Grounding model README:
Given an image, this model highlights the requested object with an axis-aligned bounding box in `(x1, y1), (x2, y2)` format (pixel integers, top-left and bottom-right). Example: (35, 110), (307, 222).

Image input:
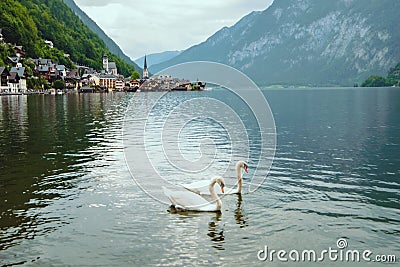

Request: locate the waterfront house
(115, 79), (124, 91)
(90, 75), (100, 86)
(65, 69), (81, 89)
(99, 73), (116, 90)
(9, 65), (27, 93)
(0, 67), (10, 93)
(130, 79), (140, 88)
(56, 65), (67, 79)
(7, 72), (20, 93)
(81, 74), (100, 87)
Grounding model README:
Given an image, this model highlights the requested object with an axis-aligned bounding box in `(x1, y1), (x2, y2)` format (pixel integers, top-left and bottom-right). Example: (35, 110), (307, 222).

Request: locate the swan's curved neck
(235, 162), (243, 193)
(209, 179), (222, 210)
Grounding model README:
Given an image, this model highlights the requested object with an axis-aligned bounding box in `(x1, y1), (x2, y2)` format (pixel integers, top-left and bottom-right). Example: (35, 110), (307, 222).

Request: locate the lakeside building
(99, 73), (116, 89)
(103, 54), (118, 76)
(0, 64), (27, 94)
(0, 67), (10, 92)
(139, 74), (194, 91)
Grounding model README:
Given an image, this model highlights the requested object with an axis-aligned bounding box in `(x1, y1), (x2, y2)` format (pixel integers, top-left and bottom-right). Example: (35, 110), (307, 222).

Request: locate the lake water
(0, 88), (399, 266)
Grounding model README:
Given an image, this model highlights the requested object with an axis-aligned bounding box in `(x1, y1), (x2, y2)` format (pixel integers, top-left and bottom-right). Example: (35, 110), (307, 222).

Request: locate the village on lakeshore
(0, 29), (205, 95)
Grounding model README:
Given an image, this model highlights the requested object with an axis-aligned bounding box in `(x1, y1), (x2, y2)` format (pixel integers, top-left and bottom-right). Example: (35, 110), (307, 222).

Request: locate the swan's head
(215, 177), (225, 194)
(238, 161), (249, 173)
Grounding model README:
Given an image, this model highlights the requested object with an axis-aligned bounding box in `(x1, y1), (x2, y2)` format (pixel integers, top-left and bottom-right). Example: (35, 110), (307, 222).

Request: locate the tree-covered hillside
(0, 0), (136, 77)
(362, 63), (400, 87)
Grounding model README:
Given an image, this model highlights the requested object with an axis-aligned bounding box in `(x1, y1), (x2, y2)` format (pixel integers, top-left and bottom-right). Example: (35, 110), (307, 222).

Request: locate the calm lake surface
(0, 88), (399, 266)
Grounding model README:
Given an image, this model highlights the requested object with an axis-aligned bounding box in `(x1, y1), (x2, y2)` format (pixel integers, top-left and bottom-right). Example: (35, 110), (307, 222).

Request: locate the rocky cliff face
(152, 0), (400, 86)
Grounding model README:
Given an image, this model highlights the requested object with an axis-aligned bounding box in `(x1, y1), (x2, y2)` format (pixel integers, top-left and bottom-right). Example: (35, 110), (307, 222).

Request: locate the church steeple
(143, 55), (149, 79)
(103, 53), (109, 72)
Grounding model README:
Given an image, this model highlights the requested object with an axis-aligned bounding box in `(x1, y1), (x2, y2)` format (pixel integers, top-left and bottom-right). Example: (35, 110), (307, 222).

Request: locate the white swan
(182, 161), (248, 195)
(162, 177), (225, 212)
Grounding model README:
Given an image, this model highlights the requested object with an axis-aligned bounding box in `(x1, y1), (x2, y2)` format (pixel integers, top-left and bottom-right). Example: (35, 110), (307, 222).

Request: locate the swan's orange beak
(244, 166), (248, 173)
(221, 186), (225, 193)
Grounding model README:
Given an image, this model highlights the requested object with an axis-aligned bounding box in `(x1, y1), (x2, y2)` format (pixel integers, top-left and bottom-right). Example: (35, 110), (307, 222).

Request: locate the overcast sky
(73, 0), (273, 60)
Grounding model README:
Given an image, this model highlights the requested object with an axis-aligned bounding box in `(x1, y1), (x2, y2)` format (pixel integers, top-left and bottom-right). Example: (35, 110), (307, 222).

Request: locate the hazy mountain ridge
(135, 50), (181, 70)
(153, 0), (400, 86)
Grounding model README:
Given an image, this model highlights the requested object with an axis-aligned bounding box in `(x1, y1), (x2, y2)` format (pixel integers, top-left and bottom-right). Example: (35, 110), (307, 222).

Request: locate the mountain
(152, 0), (400, 86)
(62, 0), (141, 72)
(134, 50), (181, 70)
(0, 0), (136, 77)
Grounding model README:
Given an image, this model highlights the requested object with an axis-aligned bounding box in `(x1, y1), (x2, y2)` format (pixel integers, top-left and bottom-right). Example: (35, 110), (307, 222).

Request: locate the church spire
(142, 55), (149, 79)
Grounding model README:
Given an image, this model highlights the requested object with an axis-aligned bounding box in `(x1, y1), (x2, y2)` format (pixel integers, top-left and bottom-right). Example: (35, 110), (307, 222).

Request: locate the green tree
(21, 58), (36, 77)
(0, 43), (15, 67)
(361, 76), (391, 87)
(27, 77), (48, 90)
(387, 63), (400, 85)
(131, 71), (141, 80)
(53, 79), (65, 89)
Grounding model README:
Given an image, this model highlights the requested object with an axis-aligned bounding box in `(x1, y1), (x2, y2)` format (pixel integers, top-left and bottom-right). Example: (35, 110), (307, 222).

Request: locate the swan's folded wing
(181, 181), (208, 195)
(163, 187), (210, 209)
(182, 180), (209, 190)
(173, 191), (210, 208)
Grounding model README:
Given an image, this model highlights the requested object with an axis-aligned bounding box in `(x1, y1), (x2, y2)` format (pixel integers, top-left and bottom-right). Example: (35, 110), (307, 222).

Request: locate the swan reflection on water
(166, 208), (225, 251)
(235, 194), (248, 228)
(165, 189), (248, 252)
(207, 212), (224, 251)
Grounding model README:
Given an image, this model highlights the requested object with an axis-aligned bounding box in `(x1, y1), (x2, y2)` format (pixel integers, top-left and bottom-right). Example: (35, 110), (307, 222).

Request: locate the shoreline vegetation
(360, 62), (400, 87)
